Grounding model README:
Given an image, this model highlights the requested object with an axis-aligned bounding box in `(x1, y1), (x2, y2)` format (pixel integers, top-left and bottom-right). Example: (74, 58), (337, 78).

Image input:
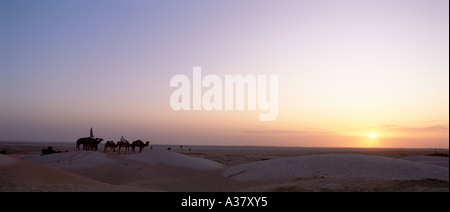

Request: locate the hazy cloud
(242, 129), (306, 134)
(382, 125), (448, 133)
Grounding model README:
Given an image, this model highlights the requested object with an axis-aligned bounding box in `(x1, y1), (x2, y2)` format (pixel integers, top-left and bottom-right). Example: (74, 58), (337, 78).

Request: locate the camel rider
(121, 136), (126, 142)
(90, 127), (94, 138)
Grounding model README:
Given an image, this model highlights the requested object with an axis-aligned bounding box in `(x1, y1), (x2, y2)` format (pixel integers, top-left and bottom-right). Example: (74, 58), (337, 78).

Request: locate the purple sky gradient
(1, 0), (448, 147)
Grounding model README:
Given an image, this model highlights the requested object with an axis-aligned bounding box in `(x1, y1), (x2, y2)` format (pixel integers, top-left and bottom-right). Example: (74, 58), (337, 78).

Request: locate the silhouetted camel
(76, 137), (103, 151)
(88, 138), (103, 151)
(131, 140), (150, 154)
(76, 137), (87, 150)
(117, 140), (131, 154)
(104, 141), (118, 153)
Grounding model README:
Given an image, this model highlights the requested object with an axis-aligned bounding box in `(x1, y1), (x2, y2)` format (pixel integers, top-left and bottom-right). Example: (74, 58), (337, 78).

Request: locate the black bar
(1, 192), (447, 211)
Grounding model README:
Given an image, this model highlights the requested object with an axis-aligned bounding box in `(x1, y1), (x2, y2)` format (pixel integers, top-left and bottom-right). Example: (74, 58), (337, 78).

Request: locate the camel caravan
(76, 128), (150, 154)
(104, 140), (150, 154)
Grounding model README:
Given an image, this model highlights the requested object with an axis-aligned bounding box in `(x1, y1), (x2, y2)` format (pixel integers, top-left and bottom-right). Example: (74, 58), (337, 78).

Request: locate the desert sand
(0, 141), (448, 192)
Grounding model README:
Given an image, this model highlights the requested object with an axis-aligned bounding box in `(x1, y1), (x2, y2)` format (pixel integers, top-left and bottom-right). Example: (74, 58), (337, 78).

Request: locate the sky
(1, 0), (448, 148)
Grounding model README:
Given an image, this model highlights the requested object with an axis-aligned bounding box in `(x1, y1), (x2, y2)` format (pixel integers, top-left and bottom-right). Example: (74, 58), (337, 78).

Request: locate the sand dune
(1, 143), (448, 192)
(0, 154), (160, 191)
(14, 150), (226, 191)
(122, 151), (225, 171)
(27, 151), (114, 170)
(0, 154), (16, 167)
(402, 156), (449, 168)
(0, 154), (104, 191)
(223, 154), (449, 181)
(27, 150), (224, 171)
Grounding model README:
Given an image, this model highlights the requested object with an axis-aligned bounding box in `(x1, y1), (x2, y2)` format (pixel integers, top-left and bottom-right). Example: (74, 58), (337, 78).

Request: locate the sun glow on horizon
(368, 133), (377, 138)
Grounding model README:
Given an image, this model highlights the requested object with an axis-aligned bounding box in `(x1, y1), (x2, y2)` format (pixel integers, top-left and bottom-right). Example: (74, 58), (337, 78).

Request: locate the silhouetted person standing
(90, 127), (94, 138)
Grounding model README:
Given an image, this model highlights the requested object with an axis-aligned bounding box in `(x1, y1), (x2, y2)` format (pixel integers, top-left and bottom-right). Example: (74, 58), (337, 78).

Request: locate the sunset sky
(1, 0), (448, 148)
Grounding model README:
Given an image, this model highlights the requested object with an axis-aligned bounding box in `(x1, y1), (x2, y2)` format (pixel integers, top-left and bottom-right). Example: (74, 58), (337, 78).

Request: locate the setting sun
(369, 133), (377, 138)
